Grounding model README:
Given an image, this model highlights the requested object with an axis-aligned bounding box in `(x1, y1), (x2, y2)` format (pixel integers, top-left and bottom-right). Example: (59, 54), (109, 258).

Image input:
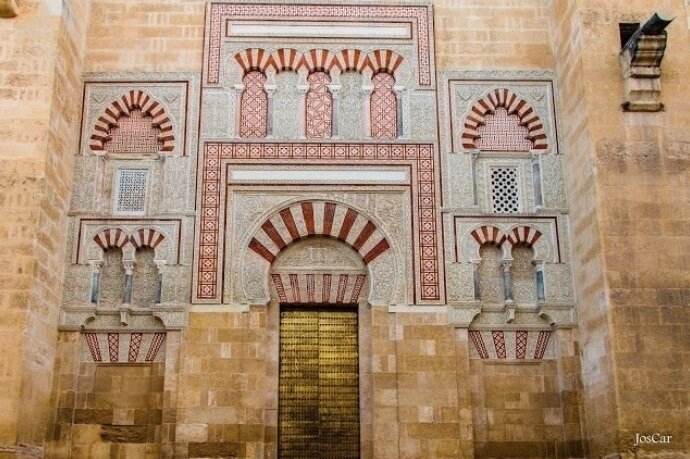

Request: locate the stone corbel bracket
(59, 305), (188, 331)
(619, 13), (674, 112)
(0, 0), (20, 18)
(448, 305), (481, 328)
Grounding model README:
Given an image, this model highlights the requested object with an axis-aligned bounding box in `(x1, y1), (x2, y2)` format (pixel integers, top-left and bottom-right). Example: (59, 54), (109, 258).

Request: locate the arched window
(99, 248), (124, 307)
(305, 71), (333, 138)
(239, 71), (268, 138)
(132, 247), (158, 306)
(370, 72), (397, 139)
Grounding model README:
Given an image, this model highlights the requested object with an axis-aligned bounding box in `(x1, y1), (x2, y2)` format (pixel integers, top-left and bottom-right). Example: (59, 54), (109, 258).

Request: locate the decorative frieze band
(469, 329), (554, 360)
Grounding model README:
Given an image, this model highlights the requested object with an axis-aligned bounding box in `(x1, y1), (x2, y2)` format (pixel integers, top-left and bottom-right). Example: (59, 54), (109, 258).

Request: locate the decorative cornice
(59, 305), (187, 331)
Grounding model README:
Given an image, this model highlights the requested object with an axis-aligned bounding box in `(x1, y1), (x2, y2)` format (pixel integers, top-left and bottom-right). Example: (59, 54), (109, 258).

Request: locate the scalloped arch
(89, 90), (174, 153)
(462, 88), (547, 151)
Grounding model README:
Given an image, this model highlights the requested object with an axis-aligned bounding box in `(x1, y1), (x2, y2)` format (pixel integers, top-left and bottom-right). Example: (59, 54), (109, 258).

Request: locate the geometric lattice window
(115, 169), (148, 214)
(370, 72), (397, 139)
(239, 71), (268, 138)
(476, 108), (533, 152)
(490, 167), (520, 213)
(305, 71), (333, 138)
(104, 109), (162, 154)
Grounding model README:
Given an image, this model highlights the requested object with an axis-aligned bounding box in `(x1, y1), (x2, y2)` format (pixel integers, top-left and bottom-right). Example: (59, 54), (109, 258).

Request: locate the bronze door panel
(279, 308), (360, 459)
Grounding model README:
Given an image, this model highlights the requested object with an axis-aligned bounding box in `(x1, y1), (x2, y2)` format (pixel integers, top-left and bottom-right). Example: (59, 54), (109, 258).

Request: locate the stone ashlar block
(100, 425), (148, 443)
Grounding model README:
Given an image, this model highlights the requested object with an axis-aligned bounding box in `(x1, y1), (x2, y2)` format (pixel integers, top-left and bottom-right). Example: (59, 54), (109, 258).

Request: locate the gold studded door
(279, 307), (360, 459)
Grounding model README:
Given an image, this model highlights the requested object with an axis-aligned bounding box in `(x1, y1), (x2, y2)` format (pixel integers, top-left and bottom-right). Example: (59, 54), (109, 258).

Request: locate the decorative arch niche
(462, 88), (547, 151)
(241, 200), (397, 306)
(89, 90), (175, 154)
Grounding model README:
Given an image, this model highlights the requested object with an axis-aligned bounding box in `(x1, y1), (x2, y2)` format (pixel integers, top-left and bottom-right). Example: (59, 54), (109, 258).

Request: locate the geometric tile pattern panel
(105, 109), (161, 154)
(239, 71), (268, 138)
(81, 332), (166, 363)
(195, 142), (443, 304)
(271, 273), (366, 304)
(476, 108), (533, 151)
(305, 71), (332, 138)
(370, 72), (397, 139)
(207, 3), (434, 85)
(468, 330), (554, 360)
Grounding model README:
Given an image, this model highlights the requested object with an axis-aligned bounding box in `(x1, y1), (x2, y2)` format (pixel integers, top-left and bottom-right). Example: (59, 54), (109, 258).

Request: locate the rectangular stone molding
(193, 142), (445, 305)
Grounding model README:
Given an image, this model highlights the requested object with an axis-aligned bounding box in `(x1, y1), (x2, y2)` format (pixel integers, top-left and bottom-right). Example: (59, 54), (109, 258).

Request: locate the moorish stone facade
(0, 1), (688, 458)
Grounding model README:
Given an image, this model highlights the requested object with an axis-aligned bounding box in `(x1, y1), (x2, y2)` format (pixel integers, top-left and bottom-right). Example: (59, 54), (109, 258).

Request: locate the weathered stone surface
(100, 425), (147, 443)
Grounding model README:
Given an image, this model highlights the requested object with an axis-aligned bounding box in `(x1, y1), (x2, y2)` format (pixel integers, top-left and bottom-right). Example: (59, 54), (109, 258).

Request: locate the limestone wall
(549, 0), (690, 456)
(0, 0), (90, 454)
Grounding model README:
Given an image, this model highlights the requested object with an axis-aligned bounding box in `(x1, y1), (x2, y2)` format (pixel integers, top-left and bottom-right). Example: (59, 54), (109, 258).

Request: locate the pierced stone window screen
(115, 169), (148, 215)
(490, 167), (520, 213)
(104, 109), (162, 154)
(239, 71), (268, 138)
(476, 108), (533, 151)
(370, 72), (397, 139)
(305, 71), (333, 138)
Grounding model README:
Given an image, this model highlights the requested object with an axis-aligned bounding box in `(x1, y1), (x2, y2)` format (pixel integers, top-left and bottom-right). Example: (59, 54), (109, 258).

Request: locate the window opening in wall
(490, 167), (520, 213)
(115, 169), (148, 215)
(370, 72), (397, 139)
(619, 22), (640, 49)
(240, 70), (269, 138)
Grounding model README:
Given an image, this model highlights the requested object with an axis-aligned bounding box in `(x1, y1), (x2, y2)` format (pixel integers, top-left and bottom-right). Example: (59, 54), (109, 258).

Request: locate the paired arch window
(90, 228), (166, 307)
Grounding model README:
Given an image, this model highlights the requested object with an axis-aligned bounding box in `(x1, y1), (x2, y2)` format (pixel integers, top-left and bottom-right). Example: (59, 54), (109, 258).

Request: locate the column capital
(122, 260), (135, 275)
